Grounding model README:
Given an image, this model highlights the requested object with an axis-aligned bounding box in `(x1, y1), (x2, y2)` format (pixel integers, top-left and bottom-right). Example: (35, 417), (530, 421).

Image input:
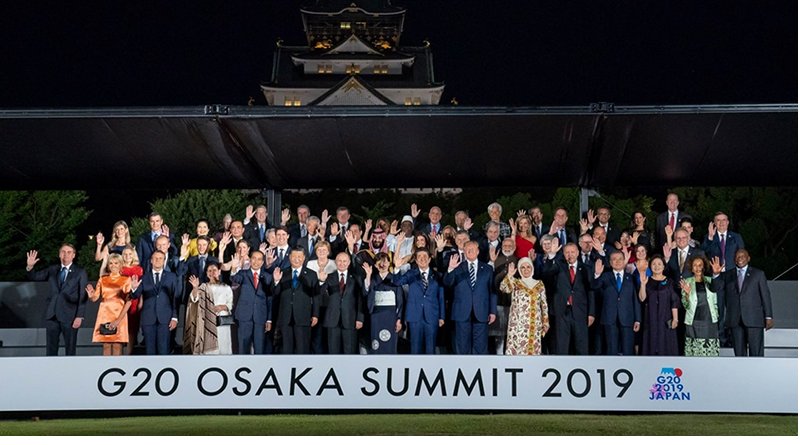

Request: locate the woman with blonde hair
(95, 220), (131, 274)
(85, 253), (135, 356)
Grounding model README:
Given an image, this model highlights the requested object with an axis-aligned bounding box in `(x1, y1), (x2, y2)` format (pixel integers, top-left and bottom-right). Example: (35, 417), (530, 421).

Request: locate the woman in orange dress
(85, 253), (136, 356)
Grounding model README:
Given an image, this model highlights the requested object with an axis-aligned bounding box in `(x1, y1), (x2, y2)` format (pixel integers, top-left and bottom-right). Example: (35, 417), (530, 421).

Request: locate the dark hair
(195, 218), (210, 227)
(196, 235), (211, 243)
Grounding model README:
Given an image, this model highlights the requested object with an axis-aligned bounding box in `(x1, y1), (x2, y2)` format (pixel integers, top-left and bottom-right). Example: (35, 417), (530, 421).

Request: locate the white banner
(0, 356), (795, 413)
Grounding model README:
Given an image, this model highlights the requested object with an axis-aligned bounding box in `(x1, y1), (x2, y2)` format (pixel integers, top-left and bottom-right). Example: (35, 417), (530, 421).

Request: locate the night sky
(2, 1), (796, 108)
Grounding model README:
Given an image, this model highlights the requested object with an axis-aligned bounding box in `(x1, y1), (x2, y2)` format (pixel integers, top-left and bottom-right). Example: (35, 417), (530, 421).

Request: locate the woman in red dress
(512, 214), (537, 259)
(120, 246), (143, 353)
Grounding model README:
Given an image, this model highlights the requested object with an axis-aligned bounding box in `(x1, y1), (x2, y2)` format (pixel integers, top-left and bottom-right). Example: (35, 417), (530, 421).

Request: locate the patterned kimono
(500, 275), (549, 355)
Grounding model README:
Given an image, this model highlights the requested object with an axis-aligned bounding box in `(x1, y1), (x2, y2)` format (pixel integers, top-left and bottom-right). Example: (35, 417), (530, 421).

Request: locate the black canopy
(0, 104), (795, 190)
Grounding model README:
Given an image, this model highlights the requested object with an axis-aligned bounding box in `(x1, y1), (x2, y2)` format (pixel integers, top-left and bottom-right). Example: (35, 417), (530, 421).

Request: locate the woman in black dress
(638, 255), (679, 356)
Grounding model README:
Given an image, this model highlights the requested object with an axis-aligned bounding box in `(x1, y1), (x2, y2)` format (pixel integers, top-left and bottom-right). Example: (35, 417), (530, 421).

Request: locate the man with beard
(354, 226), (392, 271)
(489, 237), (518, 355)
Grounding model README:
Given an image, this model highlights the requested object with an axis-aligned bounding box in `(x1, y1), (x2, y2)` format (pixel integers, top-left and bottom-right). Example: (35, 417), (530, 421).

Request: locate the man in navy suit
(416, 205), (444, 236)
(541, 242), (596, 355)
(287, 204), (311, 247)
(529, 206), (550, 253)
(549, 207), (578, 247)
(136, 212), (177, 271)
(478, 221), (502, 263)
(244, 204), (277, 251)
(664, 228), (707, 283)
(710, 250), (773, 356)
(231, 250), (273, 354)
(131, 250), (181, 355)
(184, 236), (213, 285)
(592, 250), (641, 355)
(443, 240), (497, 354)
(266, 226), (292, 273)
(295, 216), (322, 262)
(393, 249), (444, 354)
(655, 193), (690, 249)
(272, 248), (319, 354)
(320, 252), (365, 354)
(701, 212), (745, 272)
(25, 245), (88, 356)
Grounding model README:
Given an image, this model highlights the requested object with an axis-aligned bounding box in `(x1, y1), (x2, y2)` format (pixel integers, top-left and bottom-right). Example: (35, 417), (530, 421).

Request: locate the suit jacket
(221, 237), (247, 263)
(655, 210), (690, 248)
(492, 254), (519, 307)
(541, 258), (596, 322)
(478, 238), (502, 263)
(393, 268), (442, 323)
(416, 221), (443, 236)
(321, 270), (365, 328)
(296, 235), (321, 262)
(133, 269), (181, 325)
(232, 268), (273, 325)
(443, 260), (497, 322)
(551, 226), (578, 247)
(711, 266), (772, 328)
(273, 267), (319, 327)
(592, 270), (642, 327)
(135, 232), (177, 270)
(666, 246), (707, 283)
(701, 231), (745, 271)
(596, 224), (622, 245)
(28, 264), (88, 323)
(185, 255), (214, 284)
(266, 246), (292, 273)
(244, 220), (273, 251)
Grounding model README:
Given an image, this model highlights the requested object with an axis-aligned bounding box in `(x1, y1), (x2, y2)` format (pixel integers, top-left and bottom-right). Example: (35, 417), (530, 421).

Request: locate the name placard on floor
(0, 356), (795, 413)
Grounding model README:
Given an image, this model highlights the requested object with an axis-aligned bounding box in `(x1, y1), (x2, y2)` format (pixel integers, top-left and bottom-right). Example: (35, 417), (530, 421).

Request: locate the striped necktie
(469, 262), (476, 288)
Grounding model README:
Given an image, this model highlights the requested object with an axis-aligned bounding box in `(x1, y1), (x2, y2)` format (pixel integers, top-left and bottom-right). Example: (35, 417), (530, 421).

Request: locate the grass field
(0, 413), (796, 435)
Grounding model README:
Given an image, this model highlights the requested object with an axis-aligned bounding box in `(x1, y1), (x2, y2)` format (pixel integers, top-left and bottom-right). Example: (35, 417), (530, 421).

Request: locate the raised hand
(622, 247), (631, 264)
(664, 224), (674, 238)
(631, 231), (640, 245)
(281, 208), (291, 225)
(85, 283), (95, 297)
(435, 234), (446, 251)
(161, 224), (170, 237)
(710, 256), (723, 275)
(220, 231), (232, 247)
(587, 209), (597, 225)
(181, 233), (190, 246)
(273, 267), (283, 283)
(448, 253), (460, 270)
(95, 232), (105, 246)
(508, 218), (516, 233)
(707, 221), (716, 240)
(591, 237), (604, 254)
(265, 248), (275, 266)
(188, 275), (200, 289)
(641, 275), (649, 287)
(549, 236), (561, 255)
(25, 250), (40, 269)
(679, 278), (691, 296)
(579, 218), (590, 234)
(364, 219), (373, 233)
(463, 217), (473, 230)
(662, 242), (671, 259)
(362, 262), (373, 279)
(594, 258), (604, 276)
(245, 204), (255, 221)
(489, 246), (499, 263)
(321, 209), (331, 225)
(345, 230), (357, 248)
(395, 231), (405, 246)
(507, 262), (516, 277)
(516, 209), (526, 219)
(410, 203), (420, 219)
(130, 275), (140, 290)
(317, 269), (328, 282)
(259, 243), (268, 256)
(527, 249), (537, 263)
(390, 219), (399, 235)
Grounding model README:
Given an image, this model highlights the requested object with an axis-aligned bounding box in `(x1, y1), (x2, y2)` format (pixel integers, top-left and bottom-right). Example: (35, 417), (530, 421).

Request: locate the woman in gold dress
(500, 257), (549, 355)
(85, 253), (135, 356)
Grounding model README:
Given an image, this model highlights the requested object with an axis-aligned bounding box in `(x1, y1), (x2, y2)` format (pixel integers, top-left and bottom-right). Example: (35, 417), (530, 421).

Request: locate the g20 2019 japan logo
(649, 367), (691, 401)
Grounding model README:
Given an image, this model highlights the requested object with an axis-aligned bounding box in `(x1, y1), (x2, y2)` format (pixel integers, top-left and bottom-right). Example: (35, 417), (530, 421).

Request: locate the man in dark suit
(392, 249), (444, 354)
(443, 240), (497, 354)
(25, 245), (88, 356)
(131, 250), (181, 355)
(416, 205), (444, 236)
(592, 251), (641, 355)
(594, 207), (621, 246)
(655, 193), (690, 249)
(231, 250), (272, 354)
(272, 247), (319, 354)
(136, 212), (177, 270)
(326, 206), (352, 244)
(541, 242), (596, 355)
(287, 204), (311, 247)
(295, 216), (321, 261)
(478, 221), (502, 263)
(711, 250), (773, 356)
(243, 205), (273, 251)
(664, 228), (707, 283)
(701, 212), (745, 272)
(221, 220), (247, 263)
(550, 207), (578, 247)
(320, 252), (365, 354)
(529, 206), (550, 253)
(266, 226), (292, 273)
(184, 236), (213, 285)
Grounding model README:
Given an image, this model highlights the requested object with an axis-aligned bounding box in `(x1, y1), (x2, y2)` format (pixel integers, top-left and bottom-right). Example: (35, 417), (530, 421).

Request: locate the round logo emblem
(379, 329), (391, 342)
(371, 340), (380, 350)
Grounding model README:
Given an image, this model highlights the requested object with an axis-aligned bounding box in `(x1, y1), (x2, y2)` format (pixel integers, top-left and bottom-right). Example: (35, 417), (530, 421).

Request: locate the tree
(0, 191), (91, 280)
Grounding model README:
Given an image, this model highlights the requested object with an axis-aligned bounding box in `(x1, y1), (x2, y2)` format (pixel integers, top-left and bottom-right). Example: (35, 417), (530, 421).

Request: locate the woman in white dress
(187, 262), (233, 355)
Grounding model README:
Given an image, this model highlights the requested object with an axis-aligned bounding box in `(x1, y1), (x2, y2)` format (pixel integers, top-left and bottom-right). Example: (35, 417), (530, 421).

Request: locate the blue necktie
(559, 229), (566, 246)
(292, 270), (299, 289)
(59, 267), (68, 285)
(259, 224), (265, 242)
(615, 272), (622, 292)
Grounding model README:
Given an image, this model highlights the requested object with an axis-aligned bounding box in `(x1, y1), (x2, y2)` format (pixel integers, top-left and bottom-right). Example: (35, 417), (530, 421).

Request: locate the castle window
(413, 97), (422, 106)
(404, 97), (412, 106)
(340, 22), (351, 29)
(317, 65), (325, 74)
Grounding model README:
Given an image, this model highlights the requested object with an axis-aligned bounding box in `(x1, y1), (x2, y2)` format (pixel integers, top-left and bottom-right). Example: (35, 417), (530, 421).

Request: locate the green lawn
(0, 413), (796, 435)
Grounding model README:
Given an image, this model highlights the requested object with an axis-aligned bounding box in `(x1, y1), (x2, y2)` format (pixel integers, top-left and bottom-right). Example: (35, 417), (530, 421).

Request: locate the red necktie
(253, 271), (259, 289)
(339, 273), (346, 294)
(668, 212), (675, 230)
(568, 265), (575, 306)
